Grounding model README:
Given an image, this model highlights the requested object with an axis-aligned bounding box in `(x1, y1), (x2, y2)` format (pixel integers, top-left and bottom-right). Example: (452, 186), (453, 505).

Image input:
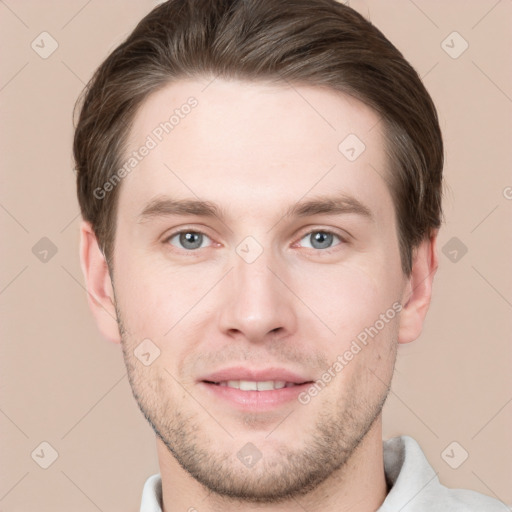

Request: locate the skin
(80, 78), (438, 512)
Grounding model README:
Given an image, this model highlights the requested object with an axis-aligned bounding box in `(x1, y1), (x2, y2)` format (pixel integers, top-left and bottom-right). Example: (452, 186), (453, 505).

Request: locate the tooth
(221, 380), (295, 391)
(256, 381), (275, 391)
(239, 380), (258, 391)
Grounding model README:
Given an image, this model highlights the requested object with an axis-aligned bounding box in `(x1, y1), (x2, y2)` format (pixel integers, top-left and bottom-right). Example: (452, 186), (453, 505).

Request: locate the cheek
(113, 254), (221, 352)
(293, 260), (398, 339)
(292, 259), (401, 388)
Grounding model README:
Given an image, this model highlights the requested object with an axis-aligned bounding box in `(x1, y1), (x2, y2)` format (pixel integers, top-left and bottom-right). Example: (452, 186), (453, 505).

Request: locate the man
(74, 0), (506, 510)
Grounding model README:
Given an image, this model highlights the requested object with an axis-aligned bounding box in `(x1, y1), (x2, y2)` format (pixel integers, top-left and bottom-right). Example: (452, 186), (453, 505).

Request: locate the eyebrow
(137, 193), (374, 223)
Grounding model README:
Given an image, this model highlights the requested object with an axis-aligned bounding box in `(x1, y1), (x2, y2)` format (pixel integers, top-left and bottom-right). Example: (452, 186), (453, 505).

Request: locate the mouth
(198, 370), (314, 411)
(202, 380), (310, 391)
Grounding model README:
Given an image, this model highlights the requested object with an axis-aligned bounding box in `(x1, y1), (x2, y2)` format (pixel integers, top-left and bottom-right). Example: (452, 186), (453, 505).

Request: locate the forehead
(118, 78), (393, 223)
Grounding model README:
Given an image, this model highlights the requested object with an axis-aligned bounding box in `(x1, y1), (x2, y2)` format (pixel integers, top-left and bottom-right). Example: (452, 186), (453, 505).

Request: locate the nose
(217, 248), (298, 343)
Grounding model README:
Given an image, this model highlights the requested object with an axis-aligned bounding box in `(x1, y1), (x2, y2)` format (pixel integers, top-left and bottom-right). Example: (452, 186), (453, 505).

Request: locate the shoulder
(440, 487), (509, 511)
(379, 435), (508, 511)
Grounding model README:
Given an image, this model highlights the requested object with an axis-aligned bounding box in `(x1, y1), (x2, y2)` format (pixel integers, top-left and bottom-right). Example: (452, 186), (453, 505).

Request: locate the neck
(157, 417), (388, 512)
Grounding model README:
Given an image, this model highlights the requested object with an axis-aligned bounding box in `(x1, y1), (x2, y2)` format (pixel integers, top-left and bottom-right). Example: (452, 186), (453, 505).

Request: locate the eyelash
(163, 227), (348, 255)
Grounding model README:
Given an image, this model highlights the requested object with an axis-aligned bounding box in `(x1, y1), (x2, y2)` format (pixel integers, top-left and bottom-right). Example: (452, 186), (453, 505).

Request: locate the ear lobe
(79, 220), (121, 344)
(397, 230), (439, 344)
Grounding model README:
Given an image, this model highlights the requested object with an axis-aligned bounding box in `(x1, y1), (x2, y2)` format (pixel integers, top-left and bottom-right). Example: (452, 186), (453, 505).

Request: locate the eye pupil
(180, 232), (203, 250)
(311, 231), (333, 249)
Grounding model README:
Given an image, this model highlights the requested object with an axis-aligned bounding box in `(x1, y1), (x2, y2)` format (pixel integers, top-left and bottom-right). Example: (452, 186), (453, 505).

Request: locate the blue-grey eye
(168, 231), (211, 250)
(300, 231), (341, 250)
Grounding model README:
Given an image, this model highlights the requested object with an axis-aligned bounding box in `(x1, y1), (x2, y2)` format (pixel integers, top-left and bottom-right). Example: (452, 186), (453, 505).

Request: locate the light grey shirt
(139, 435), (508, 511)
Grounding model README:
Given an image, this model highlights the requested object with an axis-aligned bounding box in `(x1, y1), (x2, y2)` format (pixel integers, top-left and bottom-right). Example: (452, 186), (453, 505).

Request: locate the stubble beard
(116, 303), (395, 504)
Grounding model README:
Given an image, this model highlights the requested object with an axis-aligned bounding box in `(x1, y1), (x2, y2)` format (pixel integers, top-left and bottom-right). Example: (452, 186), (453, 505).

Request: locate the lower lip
(199, 382), (312, 411)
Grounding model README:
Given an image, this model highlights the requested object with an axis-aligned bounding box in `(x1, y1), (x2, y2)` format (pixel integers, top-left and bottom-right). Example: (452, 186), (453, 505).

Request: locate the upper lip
(199, 367), (313, 384)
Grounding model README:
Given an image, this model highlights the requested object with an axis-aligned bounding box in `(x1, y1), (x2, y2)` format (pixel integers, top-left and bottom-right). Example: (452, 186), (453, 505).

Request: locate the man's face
(111, 79), (407, 501)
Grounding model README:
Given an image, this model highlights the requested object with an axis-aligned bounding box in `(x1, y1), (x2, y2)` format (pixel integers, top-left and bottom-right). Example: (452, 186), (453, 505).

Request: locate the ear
(79, 220), (121, 344)
(398, 230), (439, 344)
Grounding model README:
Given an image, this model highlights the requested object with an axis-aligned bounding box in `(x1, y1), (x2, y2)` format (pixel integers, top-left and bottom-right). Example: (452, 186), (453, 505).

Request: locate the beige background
(1, 0), (511, 510)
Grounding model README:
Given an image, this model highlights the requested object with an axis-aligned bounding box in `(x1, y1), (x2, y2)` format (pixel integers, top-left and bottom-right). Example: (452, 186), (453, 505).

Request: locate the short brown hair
(73, 0), (443, 276)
